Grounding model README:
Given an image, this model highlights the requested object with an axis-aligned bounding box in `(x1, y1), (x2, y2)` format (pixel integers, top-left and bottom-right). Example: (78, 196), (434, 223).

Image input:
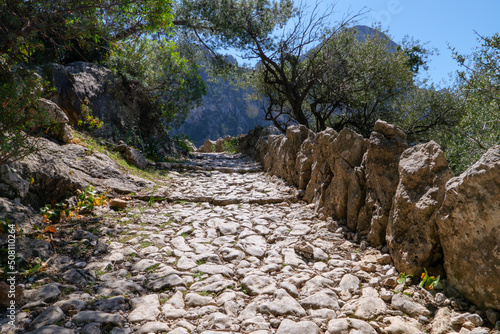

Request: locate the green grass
(72, 131), (170, 182)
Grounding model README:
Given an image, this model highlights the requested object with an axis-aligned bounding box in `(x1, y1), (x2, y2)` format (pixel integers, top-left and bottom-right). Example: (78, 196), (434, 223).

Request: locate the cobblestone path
(6, 153), (493, 334)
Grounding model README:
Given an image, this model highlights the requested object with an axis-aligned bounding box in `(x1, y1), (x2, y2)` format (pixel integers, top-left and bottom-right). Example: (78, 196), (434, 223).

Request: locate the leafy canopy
(106, 38), (206, 128)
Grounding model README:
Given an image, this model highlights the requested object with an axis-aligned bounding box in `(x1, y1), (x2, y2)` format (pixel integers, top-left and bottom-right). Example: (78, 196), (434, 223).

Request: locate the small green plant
(397, 272), (413, 285)
(419, 268), (441, 290)
(145, 263), (161, 272)
(78, 98), (103, 130)
(77, 183), (107, 211)
(222, 137), (239, 153)
(172, 134), (194, 153)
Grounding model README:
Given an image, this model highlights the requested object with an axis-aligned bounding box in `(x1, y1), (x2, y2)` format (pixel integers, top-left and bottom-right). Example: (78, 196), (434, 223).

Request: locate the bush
(0, 63), (53, 166)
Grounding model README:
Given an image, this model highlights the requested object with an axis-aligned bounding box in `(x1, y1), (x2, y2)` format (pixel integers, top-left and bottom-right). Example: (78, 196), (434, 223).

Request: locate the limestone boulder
(304, 128), (338, 210)
(387, 141), (453, 276)
(5, 136), (153, 208)
(295, 131), (316, 189)
(304, 128), (367, 224)
(357, 120), (409, 245)
(123, 146), (148, 169)
(44, 62), (180, 155)
(198, 139), (217, 153)
(238, 126), (281, 159)
(263, 125), (313, 185)
(437, 145), (500, 309)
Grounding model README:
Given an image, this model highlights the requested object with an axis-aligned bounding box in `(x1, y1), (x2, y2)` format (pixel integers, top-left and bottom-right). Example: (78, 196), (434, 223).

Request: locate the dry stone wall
(236, 121), (500, 310)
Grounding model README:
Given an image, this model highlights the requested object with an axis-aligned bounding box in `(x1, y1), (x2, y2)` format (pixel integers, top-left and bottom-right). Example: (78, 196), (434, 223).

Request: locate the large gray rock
(303, 128), (338, 210)
(276, 319), (320, 334)
(437, 145), (500, 309)
(8, 136), (153, 208)
(357, 120), (409, 245)
(387, 141), (453, 276)
(261, 125), (313, 186)
(327, 318), (377, 334)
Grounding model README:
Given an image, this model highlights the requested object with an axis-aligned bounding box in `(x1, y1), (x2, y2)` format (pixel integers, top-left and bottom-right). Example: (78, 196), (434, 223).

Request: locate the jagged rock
(382, 316), (423, 334)
(357, 120), (409, 245)
(123, 146), (148, 169)
(391, 293), (431, 317)
(197, 139), (217, 153)
(259, 125), (313, 186)
(341, 287), (387, 320)
(295, 131), (316, 189)
(304, 128), (367, 224)
(36, 98), (73, 143)
(0, 197), (43, 232)
(437, 145), (500, 309)
(30, 306), (65, 329)
(387, 141), (453, 276)
(276, 319), (320, 334)
(327, 318), (377, 334)
(24, 325), (75, 334)
(109, 198), (128, 209)
(10, 136), (153, 208)
(128, 294), (160, 322)
(238, 126), (281, 159)
(0, 164), (30, 199)
(431, 307), (454, 334)
(257, 289), (307, 317)
(71, 311), (124, 326)
(44, 62), (177, 154)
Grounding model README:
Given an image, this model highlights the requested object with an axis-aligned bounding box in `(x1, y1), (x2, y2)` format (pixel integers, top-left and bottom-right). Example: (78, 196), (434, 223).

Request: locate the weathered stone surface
(9, 136), (153, 208)
(30, 306), (65, 329)
(71, 311), (124, 326)
(241, 275), (277, 295)
(341, 287), (387, 320)
(257, 289), (307, 317)
(387, 141), (453, 276)
(327, 318), (377, 334)
(382, 316), (422, 334)
(128, 294), (160, 322)
(276, 319), (320, 334)
(357, 120), (409, 245)
(109, 198), (128, 209)
(437, 145), (500, 309)
(123, 146), (148, 169)
(391, 293), (431, 317)
(24, 325), (75, 334)
(198, 139), (218, 153)
(45, 62), (180, 156)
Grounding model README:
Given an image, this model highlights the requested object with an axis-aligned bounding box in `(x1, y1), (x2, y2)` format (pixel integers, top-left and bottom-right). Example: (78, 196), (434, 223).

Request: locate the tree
(0, 0), (174, 65)
(440, 33), (500, 173)
(106, 38), (206, 128)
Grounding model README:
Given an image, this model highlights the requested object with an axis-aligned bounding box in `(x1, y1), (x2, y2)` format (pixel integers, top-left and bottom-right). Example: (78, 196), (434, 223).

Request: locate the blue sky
(330, 0), (500, 86)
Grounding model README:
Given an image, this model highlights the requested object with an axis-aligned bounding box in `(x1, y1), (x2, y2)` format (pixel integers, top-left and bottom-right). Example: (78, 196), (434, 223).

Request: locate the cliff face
(171, 75), (271, 147)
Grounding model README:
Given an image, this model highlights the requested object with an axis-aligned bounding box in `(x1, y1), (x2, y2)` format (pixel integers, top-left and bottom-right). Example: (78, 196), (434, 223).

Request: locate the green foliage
(441, 33), (500, 173)
(76, 183), (104, 212)
(419, 268), (442, 290)
(78, 98), (103, 130)
(0, 0), (174, 65)
(397, 272), (413, 285)
(0, 63), (54, 166)
(106, 38), (206, 128)
(172, 134), (195, 153)
(222, 137), (239, 153)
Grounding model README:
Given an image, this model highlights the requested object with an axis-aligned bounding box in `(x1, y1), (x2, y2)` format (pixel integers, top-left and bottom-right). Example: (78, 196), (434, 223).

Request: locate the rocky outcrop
(386, 141), (453, 276)
(437, 145), (500, 309)
(1, 136), (153, 210)
(43, 62), (180, 156)
(357, 121), (409, 245)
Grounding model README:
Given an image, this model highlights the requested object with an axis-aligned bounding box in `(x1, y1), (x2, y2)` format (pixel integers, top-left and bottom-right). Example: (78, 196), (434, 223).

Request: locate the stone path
(2, 153), (497, 334)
